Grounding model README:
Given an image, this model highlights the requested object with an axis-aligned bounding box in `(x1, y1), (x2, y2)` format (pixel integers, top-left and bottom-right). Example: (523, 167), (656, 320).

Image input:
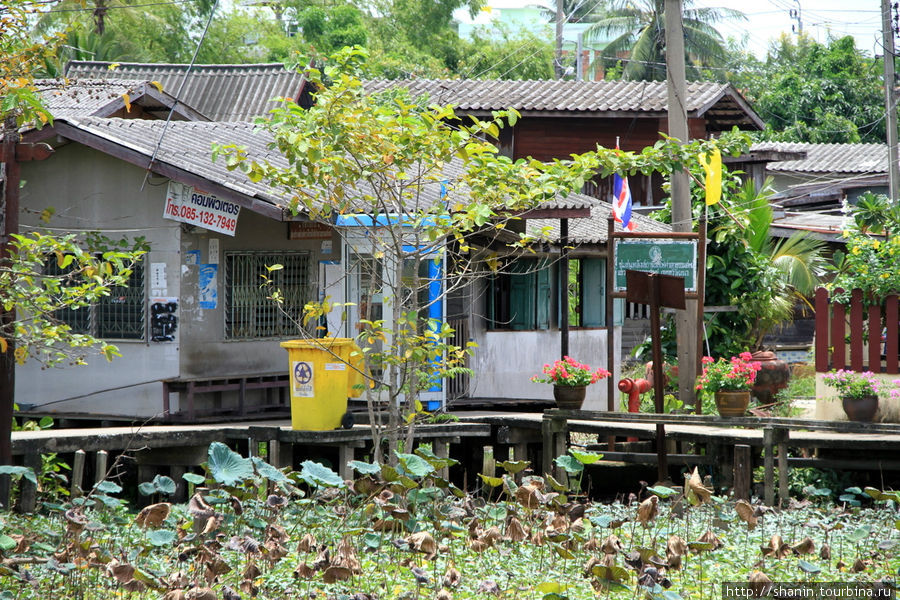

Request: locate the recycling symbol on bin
(293, 361), (313, 385)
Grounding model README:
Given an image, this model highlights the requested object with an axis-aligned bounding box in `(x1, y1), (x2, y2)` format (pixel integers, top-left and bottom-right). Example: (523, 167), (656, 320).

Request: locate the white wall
(469, 328), (621, 410)
(16, 144), (181, 418)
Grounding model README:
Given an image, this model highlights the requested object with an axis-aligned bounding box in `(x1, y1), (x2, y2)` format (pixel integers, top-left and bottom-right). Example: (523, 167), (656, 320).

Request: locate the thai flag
(612, 172), (635, 231)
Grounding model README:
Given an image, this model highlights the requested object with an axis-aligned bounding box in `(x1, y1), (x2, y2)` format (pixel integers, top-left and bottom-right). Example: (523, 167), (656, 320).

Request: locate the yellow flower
(851, 246), (861, 255)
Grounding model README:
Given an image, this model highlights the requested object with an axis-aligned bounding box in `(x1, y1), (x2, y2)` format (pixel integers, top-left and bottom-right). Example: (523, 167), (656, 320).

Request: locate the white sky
(694, 0), (884, 58)
(456, 0), (885, 59)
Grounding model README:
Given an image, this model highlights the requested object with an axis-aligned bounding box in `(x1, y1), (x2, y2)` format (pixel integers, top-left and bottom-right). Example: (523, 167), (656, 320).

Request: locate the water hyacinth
(531, 356), (611, 387)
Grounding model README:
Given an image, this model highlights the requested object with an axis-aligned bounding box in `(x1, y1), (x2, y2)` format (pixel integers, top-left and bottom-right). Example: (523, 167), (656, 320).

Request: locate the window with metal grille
(225, 251), (312, 339)
(44, 257), (146, 340)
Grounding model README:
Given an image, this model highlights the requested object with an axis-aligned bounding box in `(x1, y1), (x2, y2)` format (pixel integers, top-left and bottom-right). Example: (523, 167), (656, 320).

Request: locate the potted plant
(822, 370), (883, 422)
(696, 352), (762, 416)
(532, 356), (611, 410)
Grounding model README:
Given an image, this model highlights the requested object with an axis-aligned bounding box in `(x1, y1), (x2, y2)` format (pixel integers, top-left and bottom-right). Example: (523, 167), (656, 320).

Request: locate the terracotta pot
(841, 395), (878, 422)
(553, 385), (587, 410)
(750, 350), (791, 405)
(714, 390), (751, 417)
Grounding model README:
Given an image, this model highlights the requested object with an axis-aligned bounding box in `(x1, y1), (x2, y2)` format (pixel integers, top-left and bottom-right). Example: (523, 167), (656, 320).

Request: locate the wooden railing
(815, 287), (900, 374)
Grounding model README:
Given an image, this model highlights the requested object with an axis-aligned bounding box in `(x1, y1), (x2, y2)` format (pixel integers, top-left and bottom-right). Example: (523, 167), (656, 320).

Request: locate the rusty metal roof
(756, 142), (888, 174)
(33, 78), (208, 121)
(364, 78), (764, 129)
(64, 62), (305, 121)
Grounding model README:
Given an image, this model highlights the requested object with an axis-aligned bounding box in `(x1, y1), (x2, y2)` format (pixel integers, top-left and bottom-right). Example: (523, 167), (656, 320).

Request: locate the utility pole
(555, 0), (564, 78)
(883, 0), (900, 201)
(665, 0), (697, 406)
(790, 0), (803, 34)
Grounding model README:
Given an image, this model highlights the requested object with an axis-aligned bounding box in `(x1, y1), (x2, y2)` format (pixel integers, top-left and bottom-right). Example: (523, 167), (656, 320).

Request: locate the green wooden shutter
(581, 258), (606, 327)
(509, 261), (535, 330)
(536, 261), (551, 330)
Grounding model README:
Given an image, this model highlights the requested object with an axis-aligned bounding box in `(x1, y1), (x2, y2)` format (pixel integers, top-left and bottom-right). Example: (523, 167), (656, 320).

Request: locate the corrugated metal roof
(54, 117), (619, 235)
(65, 62), (305, 121)
(33, 78), (209, 121)
(756, 142), (888, 174)
(63, 61), (763, 129)
(528, 198), (670, 244)
(363, 78), (761, 125)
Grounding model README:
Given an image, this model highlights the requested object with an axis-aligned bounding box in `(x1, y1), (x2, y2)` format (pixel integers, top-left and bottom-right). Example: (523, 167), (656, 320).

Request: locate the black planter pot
(553, 385), (587, 410)
(841, 395), (878, 422)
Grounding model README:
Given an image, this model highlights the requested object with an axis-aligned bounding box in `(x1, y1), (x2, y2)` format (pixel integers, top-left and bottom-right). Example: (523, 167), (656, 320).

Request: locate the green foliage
(739, 34), (885, 144)
(0, 231), (147, 366)
(830, 194), (900, 303)
(456, 25), (555, 80)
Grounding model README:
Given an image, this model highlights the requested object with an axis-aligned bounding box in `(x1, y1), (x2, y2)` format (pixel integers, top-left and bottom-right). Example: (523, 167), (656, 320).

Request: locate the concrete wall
(15, 141), (342, 418)
(815, 372), (900, 422)
(16, 143), (181, 417)
(469, 328), (621, 410)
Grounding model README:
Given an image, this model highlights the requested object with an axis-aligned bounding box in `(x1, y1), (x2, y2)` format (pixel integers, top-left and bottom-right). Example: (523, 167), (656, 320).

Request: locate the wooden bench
(162, 373), (289, 421)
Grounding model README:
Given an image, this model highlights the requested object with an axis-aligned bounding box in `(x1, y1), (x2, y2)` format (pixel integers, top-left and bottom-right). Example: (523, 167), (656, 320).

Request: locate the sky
(456, 0), (885, 59)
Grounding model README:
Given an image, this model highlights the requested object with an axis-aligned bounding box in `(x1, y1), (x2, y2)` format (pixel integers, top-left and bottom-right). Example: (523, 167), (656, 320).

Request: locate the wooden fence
(815, 287), (900, 374)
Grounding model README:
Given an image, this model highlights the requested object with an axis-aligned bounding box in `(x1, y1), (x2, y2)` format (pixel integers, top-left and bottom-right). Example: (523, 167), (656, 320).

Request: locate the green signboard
(614, 239), (698, 292)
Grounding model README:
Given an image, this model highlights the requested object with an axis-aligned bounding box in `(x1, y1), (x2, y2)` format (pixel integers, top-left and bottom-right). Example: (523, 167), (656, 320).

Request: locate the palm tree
(535, 0), (606, 24)
(583, 0), (745, 81)
(740, 179), (827, 348)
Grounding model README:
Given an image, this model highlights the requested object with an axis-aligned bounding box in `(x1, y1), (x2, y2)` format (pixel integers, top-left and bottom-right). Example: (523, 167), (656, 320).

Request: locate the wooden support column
(434, 440), (450, 480)
(733, 444), (751, 501)
(338, 444), (355, 481)
(268, 439), (285, 469)
(482, 446), (495, 478)
(94, 450), (109, 487)
(763, 427), (775, 506)
(70, 449), (86, 498)
(18, 452), (41, 513)
(778, 435), (789, 506)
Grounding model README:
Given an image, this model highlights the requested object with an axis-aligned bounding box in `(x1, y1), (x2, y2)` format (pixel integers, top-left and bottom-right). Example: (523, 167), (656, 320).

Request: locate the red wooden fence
(815, 287), (900, 374)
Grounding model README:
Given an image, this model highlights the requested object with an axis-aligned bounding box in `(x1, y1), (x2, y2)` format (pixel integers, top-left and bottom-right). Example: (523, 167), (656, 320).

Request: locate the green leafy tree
(456, 25), (555, 80)
(583, 0), (745, 81)
(737, 34), (884, 144)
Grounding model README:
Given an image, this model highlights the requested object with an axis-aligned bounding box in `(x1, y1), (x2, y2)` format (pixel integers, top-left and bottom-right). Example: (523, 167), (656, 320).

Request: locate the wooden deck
(10, 409), (900, 512)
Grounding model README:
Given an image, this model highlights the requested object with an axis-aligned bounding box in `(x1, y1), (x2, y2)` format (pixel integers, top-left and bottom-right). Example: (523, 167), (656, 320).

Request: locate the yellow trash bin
(280, 338), (365, 431)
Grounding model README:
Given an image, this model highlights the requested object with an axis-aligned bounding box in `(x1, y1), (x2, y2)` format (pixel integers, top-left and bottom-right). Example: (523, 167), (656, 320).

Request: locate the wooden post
(560, 218), (569, 358)
(777, 436), (789, 506)
(481, 445), (495, 478)
(763, 427), (775, 506)
(94, 450), (109, 487)
(18, 452), (40, 513)
(338, 444), (354, 481)
(434, 440), (450, 480)
(733, 444), (751, 501)
(170, 466), (187, 503)
(268, 439), (283, 469)
(70, 449), (86, 498)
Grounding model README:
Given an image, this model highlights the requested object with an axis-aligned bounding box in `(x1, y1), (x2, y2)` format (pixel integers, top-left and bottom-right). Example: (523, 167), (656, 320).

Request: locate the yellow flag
(699, 147), (722, 206)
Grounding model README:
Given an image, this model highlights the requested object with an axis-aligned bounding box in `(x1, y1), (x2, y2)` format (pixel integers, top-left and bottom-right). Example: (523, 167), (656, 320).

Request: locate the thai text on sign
(614, 239), (697, 292)
(164, 181), (240, 236)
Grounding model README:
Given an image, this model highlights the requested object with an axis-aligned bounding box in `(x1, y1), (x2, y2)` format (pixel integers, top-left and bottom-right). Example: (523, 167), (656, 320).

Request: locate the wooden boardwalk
(10, 409), (900, 511)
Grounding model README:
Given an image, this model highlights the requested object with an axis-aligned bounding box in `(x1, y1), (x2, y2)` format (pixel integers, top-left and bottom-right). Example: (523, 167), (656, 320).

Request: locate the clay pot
(750, 351), (791, 405)
(841, 395), (878, 422)
(553, 385), (587, 410)
(714, 390), (751, 417)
